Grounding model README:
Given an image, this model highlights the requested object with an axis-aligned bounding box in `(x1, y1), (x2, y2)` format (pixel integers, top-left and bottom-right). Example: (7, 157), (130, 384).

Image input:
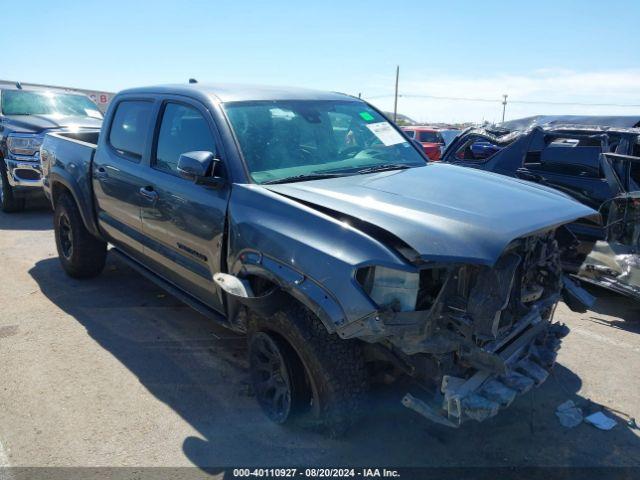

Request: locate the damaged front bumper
(402, 320), (569, 427)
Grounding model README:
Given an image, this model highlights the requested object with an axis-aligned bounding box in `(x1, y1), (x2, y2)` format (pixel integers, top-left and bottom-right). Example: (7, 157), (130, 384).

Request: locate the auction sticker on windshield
(365, 122), (406, 146)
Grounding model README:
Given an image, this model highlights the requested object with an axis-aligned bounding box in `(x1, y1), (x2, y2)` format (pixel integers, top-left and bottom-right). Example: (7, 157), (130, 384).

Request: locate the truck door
(139, 99), (230, 313)
(93, 98), (156, 259)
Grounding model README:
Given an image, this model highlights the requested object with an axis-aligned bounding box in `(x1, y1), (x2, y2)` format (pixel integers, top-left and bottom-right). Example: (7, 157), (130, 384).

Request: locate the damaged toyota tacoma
(441, 115), (640, 301)
(41, 83), (597, 435)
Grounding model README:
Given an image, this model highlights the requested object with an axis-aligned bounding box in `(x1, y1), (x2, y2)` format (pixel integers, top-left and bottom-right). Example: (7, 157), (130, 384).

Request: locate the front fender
(227, 184), (411, 332)
(230, 251), (346, 333)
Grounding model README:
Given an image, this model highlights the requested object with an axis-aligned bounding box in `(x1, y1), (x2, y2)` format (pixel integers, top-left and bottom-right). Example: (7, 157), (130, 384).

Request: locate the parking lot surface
(0, 205), (638, 471)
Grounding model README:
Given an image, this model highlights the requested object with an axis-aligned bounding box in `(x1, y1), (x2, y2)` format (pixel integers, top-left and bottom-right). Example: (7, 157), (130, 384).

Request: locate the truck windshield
(1, 90), (102, 118)
(418, 131), (443, 143)
(224, 100), (425, 184)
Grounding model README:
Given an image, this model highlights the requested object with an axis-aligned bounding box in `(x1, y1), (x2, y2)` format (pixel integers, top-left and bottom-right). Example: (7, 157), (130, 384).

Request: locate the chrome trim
(5, 159), (43, 188)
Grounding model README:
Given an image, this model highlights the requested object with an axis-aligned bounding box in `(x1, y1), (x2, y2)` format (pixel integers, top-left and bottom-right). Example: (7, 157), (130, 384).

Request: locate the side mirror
(177, 151), (224, 189)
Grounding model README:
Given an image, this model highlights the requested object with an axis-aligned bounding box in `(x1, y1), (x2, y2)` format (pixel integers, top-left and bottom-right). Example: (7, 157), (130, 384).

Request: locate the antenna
(188, 78), (198, 84)
(15, 81), (22, 90)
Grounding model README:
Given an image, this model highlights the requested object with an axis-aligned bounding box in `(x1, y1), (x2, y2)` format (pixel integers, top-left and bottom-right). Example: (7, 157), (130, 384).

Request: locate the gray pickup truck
(41, 83), (596, 435)
(0, 84), (102, 212)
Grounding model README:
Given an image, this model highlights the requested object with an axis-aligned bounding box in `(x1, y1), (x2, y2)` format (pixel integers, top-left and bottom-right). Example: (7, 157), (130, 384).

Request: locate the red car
(402, 126), (445, 161)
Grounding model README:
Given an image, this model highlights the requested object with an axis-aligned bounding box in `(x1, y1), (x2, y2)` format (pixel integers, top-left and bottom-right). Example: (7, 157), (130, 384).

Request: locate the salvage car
(41, 83), (596, 435)
(442, 116), (640, 301)
(0, 83), (102, 212)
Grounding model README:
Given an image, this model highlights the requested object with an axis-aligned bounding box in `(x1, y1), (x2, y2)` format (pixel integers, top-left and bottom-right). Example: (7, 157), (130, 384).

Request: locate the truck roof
(118, 83), (356, 103)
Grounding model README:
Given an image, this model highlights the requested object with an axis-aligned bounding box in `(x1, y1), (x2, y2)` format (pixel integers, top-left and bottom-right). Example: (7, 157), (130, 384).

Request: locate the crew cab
(41, 83), (596, 435)
(0, 84), (102, 212)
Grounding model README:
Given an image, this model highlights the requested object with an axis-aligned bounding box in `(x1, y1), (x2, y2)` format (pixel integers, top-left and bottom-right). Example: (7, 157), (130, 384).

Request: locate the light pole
(501, 94), (508, 123)
(393, 66), (400, 123)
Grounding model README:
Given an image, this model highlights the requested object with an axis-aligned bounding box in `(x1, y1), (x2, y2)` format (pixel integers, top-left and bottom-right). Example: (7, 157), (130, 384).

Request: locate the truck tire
(248, 303), (368, 437)
(54, 193), (107, 278)
(0, 160), (25, 213)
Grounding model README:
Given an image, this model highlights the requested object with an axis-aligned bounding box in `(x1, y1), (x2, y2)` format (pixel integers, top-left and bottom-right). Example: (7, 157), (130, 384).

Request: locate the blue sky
(5, 0), (640, 122)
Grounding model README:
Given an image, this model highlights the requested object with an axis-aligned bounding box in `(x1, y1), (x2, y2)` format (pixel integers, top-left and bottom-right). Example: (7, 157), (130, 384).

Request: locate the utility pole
(501, 94), (508, 123)
(393, 65), (400, 123)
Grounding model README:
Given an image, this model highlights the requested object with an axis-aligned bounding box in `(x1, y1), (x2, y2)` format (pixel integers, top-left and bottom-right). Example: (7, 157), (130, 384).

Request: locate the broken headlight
(357, 266), (451, 312)
(356, 266), (420, 312)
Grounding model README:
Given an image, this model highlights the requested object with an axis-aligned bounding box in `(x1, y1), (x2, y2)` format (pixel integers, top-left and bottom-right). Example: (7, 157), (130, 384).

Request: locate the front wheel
(54, 193), (107, 278)
(0, 160), (25, 213)
(248, 304), (368, 437)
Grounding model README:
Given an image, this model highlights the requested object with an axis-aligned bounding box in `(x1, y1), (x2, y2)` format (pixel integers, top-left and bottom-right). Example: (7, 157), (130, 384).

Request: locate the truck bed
(41, 129), (101, 236)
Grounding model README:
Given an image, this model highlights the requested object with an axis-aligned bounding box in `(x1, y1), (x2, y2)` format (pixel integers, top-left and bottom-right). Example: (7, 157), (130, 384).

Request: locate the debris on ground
(555, 400), (583, 428)
(585, 411), (618, 430)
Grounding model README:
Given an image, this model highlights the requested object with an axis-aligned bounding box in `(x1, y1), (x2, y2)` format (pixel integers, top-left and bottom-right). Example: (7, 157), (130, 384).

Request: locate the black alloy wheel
(249, 331), (298, 424)
(58, 212), (74, 259)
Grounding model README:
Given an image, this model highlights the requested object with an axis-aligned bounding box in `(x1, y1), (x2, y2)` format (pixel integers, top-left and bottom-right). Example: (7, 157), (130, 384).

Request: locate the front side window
(224, 100), (425, 184)
(109, 101), (153, 159)
(1, 90), (102, 118)
(154, 103), (216, 176)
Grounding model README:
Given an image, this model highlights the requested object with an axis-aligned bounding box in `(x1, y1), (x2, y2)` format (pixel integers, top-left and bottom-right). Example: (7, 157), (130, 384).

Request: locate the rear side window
(109, 101), (152, 160)
(154, 103), (216, 176)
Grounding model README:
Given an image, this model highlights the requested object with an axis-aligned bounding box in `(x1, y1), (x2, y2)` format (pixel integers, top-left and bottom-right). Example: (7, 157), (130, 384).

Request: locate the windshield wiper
(356, 163), (414, 174)
(262, 172), (349, 185)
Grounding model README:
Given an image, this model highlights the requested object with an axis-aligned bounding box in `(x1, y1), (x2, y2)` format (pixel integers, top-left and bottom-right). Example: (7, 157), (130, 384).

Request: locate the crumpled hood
(265, 163), (597, 266)
(2, 114), (102, 134)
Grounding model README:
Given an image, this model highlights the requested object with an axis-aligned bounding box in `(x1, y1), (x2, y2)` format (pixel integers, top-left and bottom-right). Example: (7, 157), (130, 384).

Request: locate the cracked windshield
(224, 100), (426, 184)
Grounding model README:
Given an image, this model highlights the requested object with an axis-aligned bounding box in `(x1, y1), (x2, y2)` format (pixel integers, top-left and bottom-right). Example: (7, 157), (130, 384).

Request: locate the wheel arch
(226, 252), (347, 335)
(49, 172), (101, 239)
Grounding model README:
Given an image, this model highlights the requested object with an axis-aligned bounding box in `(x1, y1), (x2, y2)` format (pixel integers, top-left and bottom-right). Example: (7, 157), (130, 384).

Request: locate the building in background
(0, 79), (114, 112)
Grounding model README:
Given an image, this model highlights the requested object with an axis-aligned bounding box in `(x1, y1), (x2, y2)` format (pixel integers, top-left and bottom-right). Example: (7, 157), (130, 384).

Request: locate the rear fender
(49, 171), (101, 238)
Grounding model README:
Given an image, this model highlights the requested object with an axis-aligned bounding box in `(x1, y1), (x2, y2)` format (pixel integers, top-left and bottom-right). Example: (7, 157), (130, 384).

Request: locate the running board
(109, 248), (231, 328)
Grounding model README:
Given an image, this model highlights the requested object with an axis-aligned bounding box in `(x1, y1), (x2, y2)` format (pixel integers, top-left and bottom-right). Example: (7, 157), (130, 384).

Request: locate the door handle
(95, 166), (108, 179)
(139, 186), (159, 202)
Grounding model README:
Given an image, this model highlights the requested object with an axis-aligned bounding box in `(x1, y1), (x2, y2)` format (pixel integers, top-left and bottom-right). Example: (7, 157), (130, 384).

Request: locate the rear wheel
(0, 160), (25, 213)
(248, 303), (368, 437)
(54, 193), (107, 278)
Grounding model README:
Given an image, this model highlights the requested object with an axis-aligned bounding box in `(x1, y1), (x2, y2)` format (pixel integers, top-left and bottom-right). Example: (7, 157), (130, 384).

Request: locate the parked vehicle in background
(42, 83), (595, 435)
(0, 84), (102, 212)
(441, 116), (640, 301)
(401, 126), (445, 160)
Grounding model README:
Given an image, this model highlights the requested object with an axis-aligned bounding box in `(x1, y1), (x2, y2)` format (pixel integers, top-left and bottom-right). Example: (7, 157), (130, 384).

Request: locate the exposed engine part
(402, 321), (570, 426)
